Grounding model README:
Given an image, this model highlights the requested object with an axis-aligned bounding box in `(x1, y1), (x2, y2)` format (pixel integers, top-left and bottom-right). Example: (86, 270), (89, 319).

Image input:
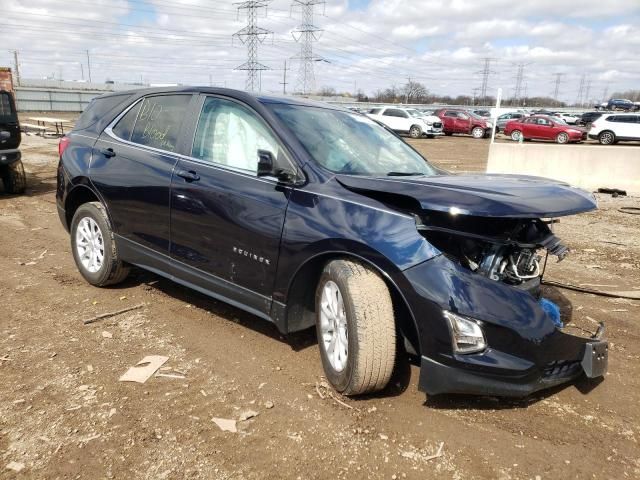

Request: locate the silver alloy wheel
(600, 132), (614, 145)
(511, 130), (522, 141)
(472, 127), (485, 139)
(75, 217), (105, 273)
(557, 132), (569, 144)
(319, 280), (348, 373)
(410, 126), (422, 138)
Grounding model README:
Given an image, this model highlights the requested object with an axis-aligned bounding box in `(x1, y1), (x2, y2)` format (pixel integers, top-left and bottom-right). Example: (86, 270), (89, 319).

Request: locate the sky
(1, 0), (639, 103)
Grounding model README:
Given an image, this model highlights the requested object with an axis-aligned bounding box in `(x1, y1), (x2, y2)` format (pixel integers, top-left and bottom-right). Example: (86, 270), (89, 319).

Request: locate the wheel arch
(64, 184), (105, 230)
(283, 250), (422, 356)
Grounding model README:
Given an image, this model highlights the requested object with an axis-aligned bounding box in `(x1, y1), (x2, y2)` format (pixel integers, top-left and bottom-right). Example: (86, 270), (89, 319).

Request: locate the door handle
(176, 170), (200, 182)
(100, 148), (116, 158)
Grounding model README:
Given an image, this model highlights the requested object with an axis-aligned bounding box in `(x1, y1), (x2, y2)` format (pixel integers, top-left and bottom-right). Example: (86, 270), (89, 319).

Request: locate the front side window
(192, 97), (280, 174)
(444, 111), (457, 117)
(130, 95), (191, 152)
(268, 104), (438, 177)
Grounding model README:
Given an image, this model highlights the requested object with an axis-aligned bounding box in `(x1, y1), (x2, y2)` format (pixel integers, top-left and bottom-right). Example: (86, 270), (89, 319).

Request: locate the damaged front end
(335, 173), (607, 397)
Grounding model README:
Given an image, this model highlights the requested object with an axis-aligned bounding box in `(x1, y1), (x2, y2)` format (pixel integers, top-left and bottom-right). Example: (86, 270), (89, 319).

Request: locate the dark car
(0, 90), (26, 194)
(504, 115), (587, 144)
(434, 108), (492, 139)
(607, 99), (635, 111)
(56, 87), (607, 398)
(578, 111), (603, 127)
(495, 111), (527, 132)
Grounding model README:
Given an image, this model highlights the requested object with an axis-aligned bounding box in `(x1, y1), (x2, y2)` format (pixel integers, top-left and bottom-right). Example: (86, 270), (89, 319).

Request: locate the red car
(504, 115), (587, 144)
(434, 108), (492, 139)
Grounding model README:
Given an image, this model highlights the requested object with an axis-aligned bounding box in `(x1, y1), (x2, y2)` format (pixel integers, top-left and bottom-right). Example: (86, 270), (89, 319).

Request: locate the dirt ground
(1, 125), (640, 479)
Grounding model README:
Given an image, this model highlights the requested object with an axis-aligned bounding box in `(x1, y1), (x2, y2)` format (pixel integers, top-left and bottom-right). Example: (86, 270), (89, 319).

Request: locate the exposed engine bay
(415, 212), (569, 294)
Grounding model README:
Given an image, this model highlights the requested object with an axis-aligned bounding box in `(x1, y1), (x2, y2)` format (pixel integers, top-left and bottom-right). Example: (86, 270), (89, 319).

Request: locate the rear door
(91, 93), (194, 255)
(169, 95), (293, 314)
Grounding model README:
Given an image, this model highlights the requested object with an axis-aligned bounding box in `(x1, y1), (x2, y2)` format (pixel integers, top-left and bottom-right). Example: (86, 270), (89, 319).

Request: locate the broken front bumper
(418, 325), (608, 398)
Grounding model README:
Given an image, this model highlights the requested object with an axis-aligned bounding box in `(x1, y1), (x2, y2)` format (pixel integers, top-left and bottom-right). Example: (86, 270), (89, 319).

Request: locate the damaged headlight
(444, 311), (487, 354)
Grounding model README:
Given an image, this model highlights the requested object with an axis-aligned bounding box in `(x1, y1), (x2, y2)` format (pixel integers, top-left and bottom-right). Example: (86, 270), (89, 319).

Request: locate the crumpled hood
(336, 173), (597, 218)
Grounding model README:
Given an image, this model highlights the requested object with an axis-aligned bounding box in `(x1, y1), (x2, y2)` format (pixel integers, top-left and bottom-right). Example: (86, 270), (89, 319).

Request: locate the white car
(367, 107), (443, 138)
(588, 113), (640, 145)
(556, 113), (579, 125)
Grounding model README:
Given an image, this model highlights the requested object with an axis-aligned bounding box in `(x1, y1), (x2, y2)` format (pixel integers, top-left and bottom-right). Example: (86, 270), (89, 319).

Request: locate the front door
(170, 95), (292, 314)
(91, 93), (193, 254)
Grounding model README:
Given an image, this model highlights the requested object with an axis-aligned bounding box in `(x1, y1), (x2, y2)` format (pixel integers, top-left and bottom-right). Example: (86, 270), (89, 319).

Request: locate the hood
(421, 115), (442, 124)
(335, 173), (597, 218)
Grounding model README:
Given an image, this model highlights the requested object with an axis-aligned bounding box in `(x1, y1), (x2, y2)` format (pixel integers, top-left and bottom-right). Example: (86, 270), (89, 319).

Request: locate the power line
(291, 0), (325, 95)
(575, 73), (586, 107)
(552, 72), (564, 101)
(233, 1), (274, 92)
(477, 57), (495, 103)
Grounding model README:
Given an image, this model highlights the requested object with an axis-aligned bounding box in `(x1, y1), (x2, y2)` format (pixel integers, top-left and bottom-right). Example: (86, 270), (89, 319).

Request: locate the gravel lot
(1, 126), (639, 479)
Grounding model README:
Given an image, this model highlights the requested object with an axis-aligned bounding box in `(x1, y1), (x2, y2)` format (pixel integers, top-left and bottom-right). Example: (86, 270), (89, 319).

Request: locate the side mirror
(257, 150), (274, 177)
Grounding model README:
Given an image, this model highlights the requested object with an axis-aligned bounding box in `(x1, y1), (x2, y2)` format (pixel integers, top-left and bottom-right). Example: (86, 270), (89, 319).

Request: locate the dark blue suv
(57, 87), (607, 398)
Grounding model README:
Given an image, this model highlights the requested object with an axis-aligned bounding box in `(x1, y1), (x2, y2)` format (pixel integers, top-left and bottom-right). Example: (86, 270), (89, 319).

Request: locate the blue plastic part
(540, 297), (563, 328)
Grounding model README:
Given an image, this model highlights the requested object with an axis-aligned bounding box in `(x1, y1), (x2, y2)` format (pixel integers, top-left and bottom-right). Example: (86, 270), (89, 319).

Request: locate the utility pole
(552, 73), (564, 102)
(477, 58), (495, 105)
(86, 50), (92, 83)
(291, 0), (325, 95)
(233, 1), (273, 92)
(13, 50), (20, 86)
(601, 83), (610, 103)
(513, 63), (531, 104)
(575, 73), (586, 107)
(280, 60), (289, 94)
(80, 62), (84, 80)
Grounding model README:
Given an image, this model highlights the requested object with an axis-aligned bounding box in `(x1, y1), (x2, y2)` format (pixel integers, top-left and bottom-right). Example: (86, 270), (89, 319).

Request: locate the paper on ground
(119, 355), (169, 383)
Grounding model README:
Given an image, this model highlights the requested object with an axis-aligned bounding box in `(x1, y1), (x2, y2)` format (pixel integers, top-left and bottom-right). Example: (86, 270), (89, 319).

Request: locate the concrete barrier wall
(486, 143), (640, 196)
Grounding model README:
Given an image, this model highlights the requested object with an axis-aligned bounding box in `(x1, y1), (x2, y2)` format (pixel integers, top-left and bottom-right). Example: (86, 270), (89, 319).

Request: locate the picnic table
(27, 116), (71, 136)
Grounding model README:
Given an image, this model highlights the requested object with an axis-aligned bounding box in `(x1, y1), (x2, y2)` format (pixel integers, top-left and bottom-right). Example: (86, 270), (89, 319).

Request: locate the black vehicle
(56, 87), (607, 398)
(0, 90), (26, 194)
(578, 111), (603, 127)
(606, 99), (635, 111)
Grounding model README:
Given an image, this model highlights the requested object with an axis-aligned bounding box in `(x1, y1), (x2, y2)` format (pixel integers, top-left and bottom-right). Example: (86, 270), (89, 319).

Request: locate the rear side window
(112, 101), (141, 141)
(75, 94), (130, 131)
(369, 108), (382, 114)
(130, 95), (191, 152)
(0, 92), (16, 122)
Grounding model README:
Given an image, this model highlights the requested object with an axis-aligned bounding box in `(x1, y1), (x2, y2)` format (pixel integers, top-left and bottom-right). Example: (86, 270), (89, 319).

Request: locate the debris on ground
(6, 461), (25, 472)
(212, 417), (238, 433)
(239, 410), (259, 421)
(264, 400), (274, 409)
(315, 381), (356, 410)
(83, 303), (145, 325)
(101, 331), (113, 339)
(119, 355), (169, 383)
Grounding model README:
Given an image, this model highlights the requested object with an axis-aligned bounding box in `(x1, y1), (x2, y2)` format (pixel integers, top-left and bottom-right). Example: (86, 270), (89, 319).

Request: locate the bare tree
(401, 80), (429, 103)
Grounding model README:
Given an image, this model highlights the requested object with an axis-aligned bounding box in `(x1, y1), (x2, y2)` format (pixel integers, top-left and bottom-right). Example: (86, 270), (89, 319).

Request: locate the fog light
(444, 311), (486, 354)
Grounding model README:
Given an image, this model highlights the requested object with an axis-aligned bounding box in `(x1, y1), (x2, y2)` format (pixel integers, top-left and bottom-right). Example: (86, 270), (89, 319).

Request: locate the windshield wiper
(387, 172), (424, 177)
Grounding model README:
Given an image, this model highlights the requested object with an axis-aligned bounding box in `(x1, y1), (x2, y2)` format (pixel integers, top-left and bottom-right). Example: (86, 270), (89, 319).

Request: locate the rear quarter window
(0, 92), (16, 123)
(75, 93), (132, 131)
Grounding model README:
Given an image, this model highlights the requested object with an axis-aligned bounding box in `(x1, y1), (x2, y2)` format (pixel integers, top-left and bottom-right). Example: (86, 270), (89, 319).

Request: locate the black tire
(409, 125), (422, 139)
(2, 160), (26, 194)
(315, 260), (396, 396)
(70, 202), (130, 287)
(598, 130), (616, 145)
(444, 131), (453, 136)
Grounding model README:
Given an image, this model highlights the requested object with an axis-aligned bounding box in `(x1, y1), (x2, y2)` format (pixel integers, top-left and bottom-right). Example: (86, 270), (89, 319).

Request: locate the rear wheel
(510, 130), (523, 141)
(71, 202), (130, 287)
(556, 132), (570, 144)
(1, 160), (26, 194)
(409, 125), (422, 139)
(315, 260), (396, 396)
(471, 126), (485, 139)
(598, 131), (615, 145)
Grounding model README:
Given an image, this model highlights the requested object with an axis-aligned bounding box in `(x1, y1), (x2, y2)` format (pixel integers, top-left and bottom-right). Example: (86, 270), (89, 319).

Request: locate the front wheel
(1, 160), (26, 194)
(471, 126), (485, 139)
(315, 260), (396, 396)
(71, 202), (130, 287)
(556, 132), (569, 144)
(409, 125), (423, 139)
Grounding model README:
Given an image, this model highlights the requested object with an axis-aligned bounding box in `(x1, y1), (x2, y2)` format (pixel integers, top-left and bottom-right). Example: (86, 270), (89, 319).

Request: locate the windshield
(551, 117), (568, 125)
(0, 93), (16, 123)
(406, 109), (423, 117)
(268, 104), (438, 176)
